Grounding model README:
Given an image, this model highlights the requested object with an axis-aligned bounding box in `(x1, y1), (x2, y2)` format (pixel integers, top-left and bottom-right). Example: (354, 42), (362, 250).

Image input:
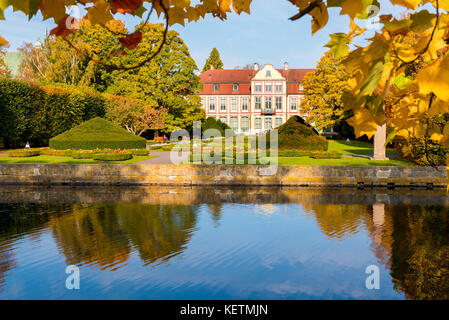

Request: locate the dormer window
(233, 83), (239, 92)
(266, 70), (272, 77)
(298, 81), (303, 91)
(214, 84), (220, 92)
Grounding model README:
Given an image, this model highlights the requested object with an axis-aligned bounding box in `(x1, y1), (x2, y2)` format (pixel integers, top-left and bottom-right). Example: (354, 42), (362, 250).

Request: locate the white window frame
(241, 98), (248, 112)
(291, 97), (298, 111)
(265, 84), (272, 93)
(230, 116), (239, 131)
(275, 117), (283, 128)
(241, 116), (249, 132)
(265, 116), (272, 130)
(275, 97), (282, 110)
(209, 98), (216, 112)
(275, 84), (282, 92)
(255, 97), (262, 110)
(265, 97), (272, 111)
(255, 84), (262, 93)
(231, 98), (238, 112)
(255, 117), (262, 130)
(220, 98), (227, 112)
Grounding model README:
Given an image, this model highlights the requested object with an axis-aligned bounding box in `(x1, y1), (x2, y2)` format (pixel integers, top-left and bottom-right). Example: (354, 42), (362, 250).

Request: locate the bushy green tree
(202, 48), (224, 72)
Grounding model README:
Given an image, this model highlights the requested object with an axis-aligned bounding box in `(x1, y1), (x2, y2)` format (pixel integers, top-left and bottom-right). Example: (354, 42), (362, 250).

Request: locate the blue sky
(0, 1), (408, 70)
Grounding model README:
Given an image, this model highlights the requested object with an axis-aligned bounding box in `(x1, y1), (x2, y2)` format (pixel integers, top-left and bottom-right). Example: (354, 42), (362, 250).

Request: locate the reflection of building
(199, 63), (314, 134)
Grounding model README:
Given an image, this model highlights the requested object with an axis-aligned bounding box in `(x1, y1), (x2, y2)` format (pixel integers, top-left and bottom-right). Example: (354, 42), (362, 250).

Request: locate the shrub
(50, 118), (146, 150)
(154, 137), (164, 144)
(309, 151), (343, 159)
(394, 136), (448, 166)
(71, 151), (97, 159)
(264, 116), (328, 151)
(40, 149), (73, 157)
(130, 149), (150, 156)
(7, 149), (41, 157)
(0, 78), (106, 147)
(202, 117), (234, 136)
(93, 152), (133, 161)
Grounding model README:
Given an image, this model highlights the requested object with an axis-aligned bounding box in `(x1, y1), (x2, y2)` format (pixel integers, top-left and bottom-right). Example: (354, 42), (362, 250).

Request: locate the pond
(0, 186), (448, 300)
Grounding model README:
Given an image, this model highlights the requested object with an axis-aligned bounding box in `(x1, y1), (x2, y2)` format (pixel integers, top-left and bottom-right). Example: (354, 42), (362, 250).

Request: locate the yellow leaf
(0, 35), (8, 47)
(233, 0), (251, 14)
(86, 0), (113, 25)
(391, 0), (421, 10)
(347, 108), (379, 138)
(416, 57), (449, 102)
(430, 133), (445, 142)
(39, 0), (66, 23)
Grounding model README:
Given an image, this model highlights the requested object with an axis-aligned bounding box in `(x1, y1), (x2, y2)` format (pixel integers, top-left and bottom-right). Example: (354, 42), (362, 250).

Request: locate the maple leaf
(119, 31), (143, 49)
(49, 16), (76, 38)
(111, 0), (144, 14)
(86, 0), (113, 25)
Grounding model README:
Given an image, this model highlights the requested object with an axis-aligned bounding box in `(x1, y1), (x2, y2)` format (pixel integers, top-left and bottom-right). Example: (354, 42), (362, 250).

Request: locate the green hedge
(93, 152), (133, 161)
(0, 78), (106, 148)
(40, 149), (73, 157)
(7, 150), (41, 157)
(71, 151), (96, 159)
(130, 149), (150, 156)
(50, 118), (146, 150)
(202, 117), (234, 136)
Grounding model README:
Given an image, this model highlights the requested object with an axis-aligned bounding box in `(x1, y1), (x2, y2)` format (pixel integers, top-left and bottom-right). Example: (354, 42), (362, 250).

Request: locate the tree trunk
(371, 124), (388, 160)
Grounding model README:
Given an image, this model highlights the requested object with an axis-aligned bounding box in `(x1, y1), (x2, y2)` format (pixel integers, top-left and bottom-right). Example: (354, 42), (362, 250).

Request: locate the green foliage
(40, 149), (73, 157)
(270, 116), (329, 151)
(202, 48), (224, 72)
(394, 136), (448, 166)
(202, 117), (233, 136)
(93, 152), (133, 161)
(71, 150), (96, 159)
(130, 149), (150, 156)
(49, 117), (146, 150)
(0, 78), (106, 147)
(7, 150), (41, 157)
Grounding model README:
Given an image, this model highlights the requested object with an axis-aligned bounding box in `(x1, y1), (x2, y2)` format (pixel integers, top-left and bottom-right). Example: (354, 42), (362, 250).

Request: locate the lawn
(0, 155), (155, 164)
(328, 140), (399, 156)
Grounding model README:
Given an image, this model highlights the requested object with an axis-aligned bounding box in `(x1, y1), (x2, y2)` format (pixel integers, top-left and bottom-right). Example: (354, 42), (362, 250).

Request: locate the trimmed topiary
(202, 117), (234, 136)
(49, 117), (146, 150)
(266, 116), (328, 151)
(7, 150), (41, 157)
(93, 152), (133, 161)
(130, 149), (150, 156)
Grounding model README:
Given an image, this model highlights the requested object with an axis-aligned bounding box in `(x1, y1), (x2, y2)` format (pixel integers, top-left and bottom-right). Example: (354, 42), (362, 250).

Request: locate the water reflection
(0, 186), (448, 299)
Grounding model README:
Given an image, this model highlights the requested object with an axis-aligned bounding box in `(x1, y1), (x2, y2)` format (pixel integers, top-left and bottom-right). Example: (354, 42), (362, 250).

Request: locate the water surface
(0, 186), (448, 300)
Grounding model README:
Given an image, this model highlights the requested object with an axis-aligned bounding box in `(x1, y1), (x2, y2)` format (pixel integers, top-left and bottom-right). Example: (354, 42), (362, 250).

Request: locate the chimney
(254, 63), (259, 71)
(284, 62), (288, 71)
(210, 65), (214, 70)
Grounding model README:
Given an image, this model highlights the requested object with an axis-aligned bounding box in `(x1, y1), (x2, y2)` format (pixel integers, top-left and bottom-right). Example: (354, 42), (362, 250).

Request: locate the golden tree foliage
(0, 0), (449, 143)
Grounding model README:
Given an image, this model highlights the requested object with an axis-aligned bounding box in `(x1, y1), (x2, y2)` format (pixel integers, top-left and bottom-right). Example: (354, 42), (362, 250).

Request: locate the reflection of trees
(50, 204), (198, 268)
(207, 203), (223, 227)
(50, 205), (131, 270)
(303, 204), (368, 240)
(387, 205), (449, 300)
(117, 204), (198, 265)
(0, 244), (15, 292)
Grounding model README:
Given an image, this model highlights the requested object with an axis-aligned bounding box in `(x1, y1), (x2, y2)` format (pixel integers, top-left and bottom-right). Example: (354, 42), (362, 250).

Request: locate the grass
(328, 140), (399, 156)
(0, 155), (155, 164)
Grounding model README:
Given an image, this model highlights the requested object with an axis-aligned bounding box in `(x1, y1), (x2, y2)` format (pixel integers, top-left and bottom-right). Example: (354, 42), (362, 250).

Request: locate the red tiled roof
(199, 68), (315, 95)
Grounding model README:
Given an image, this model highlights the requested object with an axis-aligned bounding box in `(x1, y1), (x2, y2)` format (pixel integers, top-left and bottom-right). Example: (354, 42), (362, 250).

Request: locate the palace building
(199, 63), (314, 134)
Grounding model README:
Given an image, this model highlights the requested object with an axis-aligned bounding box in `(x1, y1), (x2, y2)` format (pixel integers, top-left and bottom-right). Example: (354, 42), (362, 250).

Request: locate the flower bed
(7, 150), (41, 157)
(71, 150), (97, 159)
(93, 151), (133, 161)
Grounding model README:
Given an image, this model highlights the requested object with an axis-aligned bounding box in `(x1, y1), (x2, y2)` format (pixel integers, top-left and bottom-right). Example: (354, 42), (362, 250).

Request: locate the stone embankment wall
(0, 164), (447, 187)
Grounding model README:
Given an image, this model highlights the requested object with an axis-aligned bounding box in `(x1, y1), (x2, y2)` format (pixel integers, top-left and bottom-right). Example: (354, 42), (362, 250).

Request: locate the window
(241, 117), (249, 132)
(220, 98), (226, 111)
(201, 98), (205, 109)
(231, 98), (238, 112)
(266, 70), (272, 77)
(276, 84), (282, 92)
(209, 99), (216, 112)
(214, 84), (220, 92)
(275, 117), (283, 128)
(291, 97), (298, 111)
(255, 97), (262, 110)
(265, 97), (272, 112)
(241, 98), (248, 112)
(255, 85), (262, 92)
(276, 97), (282, 110)
(219, 117), (228, 125)
(230, 116), (239, 131)
(265, 117), (272, 130)
(255, 117), (262, 130)
(298, 82), (303, 91)
(265, 85), (272, 93)
(233, 83), (239, 92)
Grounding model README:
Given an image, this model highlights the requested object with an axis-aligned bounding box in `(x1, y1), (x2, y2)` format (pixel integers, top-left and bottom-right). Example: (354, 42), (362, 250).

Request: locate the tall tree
(0, 47), (10, 77)
(18, 42), (49, 82)
(300, 51), (349, 132)
(202, 48), (224, 72)
(106, 23), (204, 131)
